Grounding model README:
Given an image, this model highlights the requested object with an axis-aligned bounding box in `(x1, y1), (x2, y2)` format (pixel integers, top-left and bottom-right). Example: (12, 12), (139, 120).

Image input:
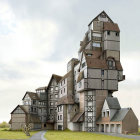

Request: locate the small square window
(107, 31), (110, 35)
(116, 32), (119, 36)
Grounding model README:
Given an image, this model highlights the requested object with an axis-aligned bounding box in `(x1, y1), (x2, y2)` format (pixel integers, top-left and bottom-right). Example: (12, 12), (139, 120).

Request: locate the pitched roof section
(59, 70), (72, 83)
(116, 61), (123, 70)
(86, 57), (108, 69)
(22, 92), (40, 100)
(106, 97), (121, 109)
(103, 22), (120, 32)
(71, 112), (84, 122)
(46, 74), (62, 90)
(36, 86), (47, 91)
(52, 74), (62, 83)
(11, 105), (27, 114)
(111, 108), (130, 122)
(57, 95), (74, 105)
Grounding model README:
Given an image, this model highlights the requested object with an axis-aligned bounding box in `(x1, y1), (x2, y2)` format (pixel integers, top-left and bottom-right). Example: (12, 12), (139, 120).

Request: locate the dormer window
(102, 112), (105, 117)
(107, 59), (115, 69)
(107, 111), (109, 117)
(108, 60), (113, 67)
(33, 100), (36, 105)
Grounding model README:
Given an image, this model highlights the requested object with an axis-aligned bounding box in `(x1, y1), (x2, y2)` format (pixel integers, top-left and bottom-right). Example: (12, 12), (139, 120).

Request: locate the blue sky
(0, 0), (140, 123)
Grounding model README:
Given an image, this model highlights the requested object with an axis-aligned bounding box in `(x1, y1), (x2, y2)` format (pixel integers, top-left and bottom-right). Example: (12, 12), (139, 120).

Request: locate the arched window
(107, 58), (115, 69)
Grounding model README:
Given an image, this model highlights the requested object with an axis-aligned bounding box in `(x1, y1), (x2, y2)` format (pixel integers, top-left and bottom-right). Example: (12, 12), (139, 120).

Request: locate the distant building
(10, 11), (138, 134)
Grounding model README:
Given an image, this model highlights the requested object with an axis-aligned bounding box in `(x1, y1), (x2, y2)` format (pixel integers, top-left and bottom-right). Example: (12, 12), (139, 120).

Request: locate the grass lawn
(45, 130), (133, 140)
(0, 128), (38, 139)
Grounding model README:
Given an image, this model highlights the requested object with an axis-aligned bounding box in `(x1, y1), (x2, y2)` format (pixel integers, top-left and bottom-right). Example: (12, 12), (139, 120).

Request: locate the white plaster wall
(102, 100), (108, 110)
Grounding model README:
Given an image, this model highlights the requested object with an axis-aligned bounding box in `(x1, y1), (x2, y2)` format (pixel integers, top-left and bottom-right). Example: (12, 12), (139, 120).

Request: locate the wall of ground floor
(96, 123), (122, 133)
(11, 122), (26, 130)
(46, 123), (54, 130)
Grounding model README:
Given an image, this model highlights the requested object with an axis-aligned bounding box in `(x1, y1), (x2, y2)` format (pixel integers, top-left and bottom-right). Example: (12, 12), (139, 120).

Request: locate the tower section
(75, 11), (125, 132)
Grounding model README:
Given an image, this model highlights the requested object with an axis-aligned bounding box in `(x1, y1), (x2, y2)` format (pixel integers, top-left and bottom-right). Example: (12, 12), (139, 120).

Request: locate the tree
(0, 121), (9, 128)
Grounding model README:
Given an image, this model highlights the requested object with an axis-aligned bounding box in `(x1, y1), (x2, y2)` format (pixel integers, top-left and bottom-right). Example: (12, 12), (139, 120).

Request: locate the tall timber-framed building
(10, 11), (138, 134)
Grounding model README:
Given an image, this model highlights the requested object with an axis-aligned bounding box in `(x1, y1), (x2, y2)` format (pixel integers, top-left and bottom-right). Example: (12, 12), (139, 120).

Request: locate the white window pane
(93, 43), (100, 47)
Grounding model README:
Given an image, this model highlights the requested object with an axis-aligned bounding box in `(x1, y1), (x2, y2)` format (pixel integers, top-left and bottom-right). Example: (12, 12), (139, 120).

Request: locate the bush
(0, 121), (10, 128)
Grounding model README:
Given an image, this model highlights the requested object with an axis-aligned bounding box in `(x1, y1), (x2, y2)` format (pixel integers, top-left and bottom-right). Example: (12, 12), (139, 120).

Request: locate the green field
(0, 128), (38, 139)
(45, 130), (133, 140)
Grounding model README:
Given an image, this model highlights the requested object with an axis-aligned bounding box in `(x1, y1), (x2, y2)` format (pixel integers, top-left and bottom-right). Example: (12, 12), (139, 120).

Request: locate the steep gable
(11, 105), (27, 114)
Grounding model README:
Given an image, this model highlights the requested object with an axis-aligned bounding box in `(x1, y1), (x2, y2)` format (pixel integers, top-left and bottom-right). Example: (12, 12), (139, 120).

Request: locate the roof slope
(11, 105), (27, 114)
(52, 74), (62, 83)
(71, 112), (84, 122)
(111, 108), (130, 122)
(57, 95), (74, 105)
(22, 92), (40, 100)
(36, 86), (47, 90)
(59, 70), (72, 82)
(88, 11), (114, 26)
(103, 22), (120, 32)
(86, 57), (108, 69)
(106, 97), (121, 109)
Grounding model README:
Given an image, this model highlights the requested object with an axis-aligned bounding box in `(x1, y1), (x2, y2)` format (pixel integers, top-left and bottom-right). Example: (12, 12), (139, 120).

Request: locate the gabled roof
(22, 92), (40, 100)
(36, 86), (47, 91)
(71, 112), (84, 122)
(88, 11), (114, 26)
(46, 74), (62, 90)
(57, 95), (74, 105)
(111, 108), (130, 122)
(11, 105), (27, 114)
(106, 97), (121, 110)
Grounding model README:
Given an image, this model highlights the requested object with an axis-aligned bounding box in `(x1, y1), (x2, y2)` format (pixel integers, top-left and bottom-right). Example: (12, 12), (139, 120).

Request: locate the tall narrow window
(101, 70), (104, 75)
(107, 111), (109, 117)
(116, 32), (119, 36)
